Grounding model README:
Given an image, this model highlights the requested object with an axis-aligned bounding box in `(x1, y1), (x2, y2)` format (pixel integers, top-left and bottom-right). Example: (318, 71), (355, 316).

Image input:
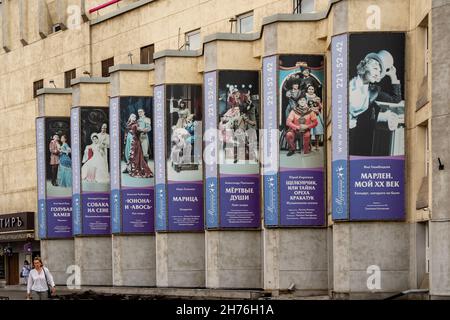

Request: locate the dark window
(140, 44), (155, 64)
(52, 24), (62, 33)
(64, 69), (77, 88)
(33, 79), (44, 98)
(101, 57), (114, 77)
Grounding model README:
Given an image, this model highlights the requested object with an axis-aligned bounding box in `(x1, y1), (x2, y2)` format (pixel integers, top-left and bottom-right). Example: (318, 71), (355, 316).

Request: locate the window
(101, 57), (114, 77)
(416, 123), (429, 210)
(424, 26), (429, 77)
(301, 0), (315, 13)
(140, 44), (155, 64)
(33, 79), (44, 98)
(237, 12), (254, 34)
(52, 24), (62, 33)
(185, 29), (201, 51)
(65, 69), (76, 88)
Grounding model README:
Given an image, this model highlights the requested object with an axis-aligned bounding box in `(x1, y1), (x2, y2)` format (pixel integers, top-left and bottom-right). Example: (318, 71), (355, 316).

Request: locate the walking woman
(26, 257), (56, 300)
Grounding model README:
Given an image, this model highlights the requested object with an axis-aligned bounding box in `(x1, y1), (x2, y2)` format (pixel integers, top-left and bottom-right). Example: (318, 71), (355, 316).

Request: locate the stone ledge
(109, 64), (155, 73)
(36, 88), (72, 96)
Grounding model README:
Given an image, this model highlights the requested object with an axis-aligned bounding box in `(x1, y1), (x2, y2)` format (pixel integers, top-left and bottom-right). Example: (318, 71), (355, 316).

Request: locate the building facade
(0, 0), (449, 299)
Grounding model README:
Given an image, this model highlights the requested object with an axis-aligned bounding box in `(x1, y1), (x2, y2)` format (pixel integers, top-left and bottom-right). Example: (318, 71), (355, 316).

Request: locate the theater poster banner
(216, 70), (261, 228)
(110, 97), (155, 234)
(263, 55), (326, 227)
(332, 32), (406, 221)
(154, 85), (204, 232)
(36, 117), (73, 238)
(72, 107), (111, 235)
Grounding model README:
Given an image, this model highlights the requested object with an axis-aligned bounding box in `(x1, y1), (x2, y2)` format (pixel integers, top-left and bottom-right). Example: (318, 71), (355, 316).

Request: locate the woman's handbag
(43, 269), (53, 299)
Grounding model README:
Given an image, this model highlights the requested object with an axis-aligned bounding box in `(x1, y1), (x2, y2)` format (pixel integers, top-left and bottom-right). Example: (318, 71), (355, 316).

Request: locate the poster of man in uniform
(165, 85), (203, 231)
(278, 55), (325, 226)
(348, 33), (405, 220)
(217, 71), (260, 228)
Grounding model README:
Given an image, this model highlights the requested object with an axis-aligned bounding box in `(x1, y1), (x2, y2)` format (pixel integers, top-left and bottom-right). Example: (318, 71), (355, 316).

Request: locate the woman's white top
(27, 267), (55, 294)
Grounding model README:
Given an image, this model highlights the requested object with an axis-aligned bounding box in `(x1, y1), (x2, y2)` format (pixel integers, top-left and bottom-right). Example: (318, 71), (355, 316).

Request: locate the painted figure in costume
(185, 114), (203, 164)
(286, 95), (318, 156)
(219, 88), (241, 149)
(285, 82), (302, 121)
(57, 135), (72, 188)
(81, 133), (110, 183)
(306, 85), (324, 151)
(349, 50), (402, 156)
(124, 114), (153, 178)
(137, 108), (152, 161)
(234, 90), (258, 162)
(171, 99), (191, 129)
(299, 67), (321, 96)
(97, 123), (110, 171)
(49, 134), (61, 186)
(170, 127), (192, 166)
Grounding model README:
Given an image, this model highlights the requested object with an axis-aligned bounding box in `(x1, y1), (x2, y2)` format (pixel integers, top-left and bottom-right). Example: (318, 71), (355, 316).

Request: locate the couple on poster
(49, 133), (72, 188)
(81, 123), (110, 183)
(123, 109), (153, 178)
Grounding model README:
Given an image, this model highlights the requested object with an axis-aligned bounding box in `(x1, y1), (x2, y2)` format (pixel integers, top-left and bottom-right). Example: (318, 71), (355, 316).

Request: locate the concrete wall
(333, 222), (410, 298)
(74, 237), (112, 285)
(41, 239), (75, 285)
(430, 0), (450, 298)
(206, 230), (262, 289)
(264, 229), (328, 293)
(112, 235), (156, 287)
(156, 233), (205, 288)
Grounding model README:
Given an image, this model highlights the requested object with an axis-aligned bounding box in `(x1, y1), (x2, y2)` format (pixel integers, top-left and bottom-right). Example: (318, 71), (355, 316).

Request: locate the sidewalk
(0, 285), (330, 300)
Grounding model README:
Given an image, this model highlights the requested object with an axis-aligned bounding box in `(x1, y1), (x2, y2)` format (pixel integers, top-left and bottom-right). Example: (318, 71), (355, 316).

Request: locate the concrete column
(109, 64), (156, 287)
(36, 88), (73, 117)
(36, 88), (75, 286)
(38, 0), (50, 39)
(41, 239), (75, 285)
(153, 53), (206, 288)
(81, 0), (89, 22)
(19, 0), (28, 45)
(56, 0), (68, 30)
(261, 19), (329, 295)
(71, 77), (112, 286)
(203, 37), (263, 289)
(430, 0), (450, 299)
(333, 222), (410, 299)
(1, 0), (10, 52)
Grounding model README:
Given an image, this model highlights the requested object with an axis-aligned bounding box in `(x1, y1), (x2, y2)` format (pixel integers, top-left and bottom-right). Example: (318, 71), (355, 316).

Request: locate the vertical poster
(331, 34), (349, 220)
(348, 33), (405, 220)
(79, 107), (111, 234)
(278, 55), (326, 226)
(37, 118), (47, 238)
(111, 97), (155, 234)
(166, 85), (204, 231)
(204, 72), (219, 229)
(36, 117), (73, 239)
(218, 71), (261, 228)
(154, 86), (166, 231)
(71, 108), (82, 235)
(262, 56), (279, 226)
